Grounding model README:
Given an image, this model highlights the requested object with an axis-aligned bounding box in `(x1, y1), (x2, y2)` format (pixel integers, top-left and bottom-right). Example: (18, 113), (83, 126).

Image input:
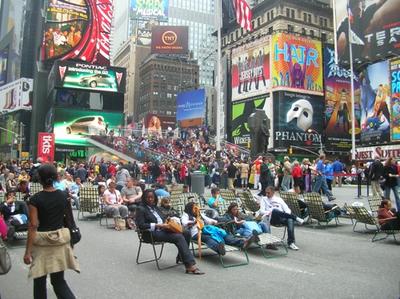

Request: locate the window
(271, 10), (274, 19)
(301, 28), (306, 35)
(310, 30), (314, 37)
(321, 32), (327, 42)
(286, 8), (290, 17)
(236, 30), (239, 39)
(303, 12), (307, 22)
(268, 26), (273, 34)
(288, 24), (294, 33)
(257, 17), (261, 27)
(291, 9), (295, 19)
(230, 32), (234, 42)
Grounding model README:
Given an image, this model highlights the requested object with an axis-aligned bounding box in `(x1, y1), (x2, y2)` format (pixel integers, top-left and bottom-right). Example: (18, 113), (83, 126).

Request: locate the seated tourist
(207, 187), (224, 211)
(94, 174), (106, 186)
(135, 189), (204, 274)
(98, 184), (106, 210)
(182, 185), (190, 193)
(121, 178), (143, 212)
(0, 191), (29, 239)
(181, 202), (256, 256)
(53, 173), (67, 192)
(69, 177), (82, 209)
(159, 197), (180, 218)
(378, 200), (400, 230)
(104, 182), (130, 230)
(258, 186), (304, 250)
(17, 180), (31, 201)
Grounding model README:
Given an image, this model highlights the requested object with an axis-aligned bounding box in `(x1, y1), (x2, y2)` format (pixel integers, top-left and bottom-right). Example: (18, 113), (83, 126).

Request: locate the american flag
(232, 0), (253, 31)
(347, 0), (353, 23)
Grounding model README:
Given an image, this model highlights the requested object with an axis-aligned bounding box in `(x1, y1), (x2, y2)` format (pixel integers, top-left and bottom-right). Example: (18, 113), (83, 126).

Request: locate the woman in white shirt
(104, 182), (129, 230)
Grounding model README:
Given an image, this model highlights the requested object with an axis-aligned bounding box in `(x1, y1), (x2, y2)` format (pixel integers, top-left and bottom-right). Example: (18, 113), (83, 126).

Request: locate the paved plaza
(1, 186), (400, 299)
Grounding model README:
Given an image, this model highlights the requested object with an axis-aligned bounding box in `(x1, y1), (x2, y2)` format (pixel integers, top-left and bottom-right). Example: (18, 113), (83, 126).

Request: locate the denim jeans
(312, 175), (333, 198)
(34, 271), (75, 299)
(384, 186), (400, 211)
(281, 175), (292, 191)
(196, 233), (245, 254)
(236, 221), (270, 238)
(270, 210), (296, 245)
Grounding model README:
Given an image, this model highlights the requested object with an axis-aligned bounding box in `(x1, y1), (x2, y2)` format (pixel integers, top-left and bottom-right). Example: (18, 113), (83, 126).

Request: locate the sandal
(114, 226), (121, 231)
(185, 267), (205, 275)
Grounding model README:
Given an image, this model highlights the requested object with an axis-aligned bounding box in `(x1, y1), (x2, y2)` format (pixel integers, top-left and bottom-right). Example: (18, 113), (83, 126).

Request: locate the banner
(41, 0), (114, 65)
(273, 91), (324, 148)
(51, 60), (126, 93)
(52, 108), (124, 146)
(231, 96), (270, 147)
(334, 0), (400, 65)
(144, 114), (176, 136)
(130, 0), (168, 21)
(37, 133), (55, 163)
(151, 26), (189, 54)
(390, 58), (400, 141)
(324, 45), (361, 151)
(0, 47), (8, 86)
(271, 33), (323, 95)
(137, 28), (152, 46)
(176, 89), (205, 128)
(359, 60), (390, 145)
(0, 78), (33, 112)
(231, 36), (270, 102)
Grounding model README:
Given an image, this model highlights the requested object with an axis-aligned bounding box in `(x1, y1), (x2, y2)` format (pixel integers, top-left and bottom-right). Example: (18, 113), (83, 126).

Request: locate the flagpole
(216, 0), (222, 152)
(347, 5), (356, 161)
(332, 0), (338, 64)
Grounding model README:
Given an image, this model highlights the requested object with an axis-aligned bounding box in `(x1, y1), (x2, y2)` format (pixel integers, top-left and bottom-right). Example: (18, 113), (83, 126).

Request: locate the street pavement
(1, 185), (400, 299)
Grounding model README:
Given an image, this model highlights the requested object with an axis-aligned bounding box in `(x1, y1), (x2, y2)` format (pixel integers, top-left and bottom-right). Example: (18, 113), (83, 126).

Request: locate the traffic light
(288, 146), (292, 155)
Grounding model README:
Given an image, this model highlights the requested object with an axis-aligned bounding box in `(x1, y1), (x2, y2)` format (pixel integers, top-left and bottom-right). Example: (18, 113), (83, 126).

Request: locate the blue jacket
(332, 160), (343, 172)
(325, 164), (334, 180)
(202, 225), (227, 243)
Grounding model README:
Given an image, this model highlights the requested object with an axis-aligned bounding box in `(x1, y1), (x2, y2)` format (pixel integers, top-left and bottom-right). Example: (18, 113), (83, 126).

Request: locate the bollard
(357, 173), (362, 198)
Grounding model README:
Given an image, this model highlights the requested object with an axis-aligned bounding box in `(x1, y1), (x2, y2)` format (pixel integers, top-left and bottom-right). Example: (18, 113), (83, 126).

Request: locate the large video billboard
(231, 36), (270, 102)
(324, 45), (361, 151)
(335, 0), (400, 65)
(52, 108), (124, 146)
(273, 91), (324, 148)
(41, 0), (113, 66)
(144, 113), (176, 136)
(231, 96), (272, 148)
(151, 26), (189, 54)
(271, 33), (323, 95)
(52, 60), (126, 93)
(176, 89), (205, 128)
(359, 60), (391, 145)
(130, 0), (168, 21)
(390, 58), (400, 141)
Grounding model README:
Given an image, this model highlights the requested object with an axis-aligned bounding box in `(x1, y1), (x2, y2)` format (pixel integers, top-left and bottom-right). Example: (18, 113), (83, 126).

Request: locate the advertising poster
(324, 45), (361, 151)
(390, 58), (400, 140)
(359, 60), (391, 145)
(53, 108), (124, 146)
(271, 33), (323, 95)
(144, 114), (176, 136)
(137, 28), (152, 46)
(273, 91), (324, 148)
(0, 47), (8, 86)
(176, 89), (205, 128)
(130, 0), (168, 21)
(0, 78), (33, 112)
(41, 0), (114, 66)
(151, 26), (189, 54)
(53, 60), (126, 93)
(335, 0), (400, 65)
(37, 133), (55, 163)
(231, 36), (270, 102)
(231, 96), (273, 147)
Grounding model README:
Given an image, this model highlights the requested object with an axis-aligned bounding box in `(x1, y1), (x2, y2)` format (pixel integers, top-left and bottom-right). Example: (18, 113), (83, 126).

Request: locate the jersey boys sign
(38, 133), (55, 163)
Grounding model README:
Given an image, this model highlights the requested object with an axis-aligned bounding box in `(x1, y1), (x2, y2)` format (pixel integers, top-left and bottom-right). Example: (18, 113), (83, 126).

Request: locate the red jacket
(180, 164), (188, 180)
(292, 165), (302, 178)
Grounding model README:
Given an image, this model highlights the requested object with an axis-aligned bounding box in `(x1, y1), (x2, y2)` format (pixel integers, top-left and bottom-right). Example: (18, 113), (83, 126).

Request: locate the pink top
(0, 216), (7, 240)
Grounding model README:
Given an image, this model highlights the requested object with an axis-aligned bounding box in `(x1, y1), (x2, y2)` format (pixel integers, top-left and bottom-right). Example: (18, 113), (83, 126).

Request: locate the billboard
(231, 36), (270, 102)
(0, 47), (8, 86)
(334, 0), (400, 65)
(37, 133), (55, 163)
(271, 33), (323, 95)
(231, 96), (271, 147)
(137, 28), (152, 46)
(52, 60), (126, 93)
(273, 91), (324, 148)
(144, 114), (176, 136)
(151, 26), (189, 54)
(359, 60), (390, 145)
(130, 0), (168, 21)
(41, 0), (113, 65)
(176, 89), (205, 128)
(0, 78), (33, 112)
(390, 58), (400, 141)
(52, 108), (124, 146)
(324, 45), (361, 151)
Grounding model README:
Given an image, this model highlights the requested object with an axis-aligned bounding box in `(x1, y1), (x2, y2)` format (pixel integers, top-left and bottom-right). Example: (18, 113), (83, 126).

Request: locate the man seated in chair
(0, 191), (29, 239)
(206, 187), (224, 217)
(258, 186), (304, 250)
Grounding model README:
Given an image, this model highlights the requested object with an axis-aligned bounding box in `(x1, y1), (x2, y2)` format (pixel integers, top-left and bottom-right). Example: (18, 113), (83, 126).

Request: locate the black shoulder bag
(64, 199), (81, 247)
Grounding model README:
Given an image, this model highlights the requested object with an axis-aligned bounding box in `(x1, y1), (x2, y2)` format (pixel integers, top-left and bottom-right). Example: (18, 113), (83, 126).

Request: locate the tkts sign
(38, 133), (55, 163)
(41, 0), (113, 66)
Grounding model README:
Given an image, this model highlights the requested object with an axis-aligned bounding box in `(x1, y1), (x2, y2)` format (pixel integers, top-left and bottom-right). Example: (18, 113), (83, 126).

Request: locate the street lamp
(307, 128), (323, 155)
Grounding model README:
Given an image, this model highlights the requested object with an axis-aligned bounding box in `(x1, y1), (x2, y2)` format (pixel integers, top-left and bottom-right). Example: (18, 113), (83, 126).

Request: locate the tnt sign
(37, 133), (55, 163)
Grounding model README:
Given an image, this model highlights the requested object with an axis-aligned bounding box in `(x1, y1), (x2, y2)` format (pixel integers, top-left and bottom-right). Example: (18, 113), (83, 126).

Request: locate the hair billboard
(41, 0), (114, 66)
(231, 36), (270, 102)
(334, 0), (400, 65)
(324, 45), (361, 151)
(271, 33), (323, 95)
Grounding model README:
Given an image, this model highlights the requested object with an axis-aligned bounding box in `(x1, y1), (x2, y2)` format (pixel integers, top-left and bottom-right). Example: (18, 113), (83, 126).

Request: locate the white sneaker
(296, 217), (304, 225)
(288, 243), (299, 250)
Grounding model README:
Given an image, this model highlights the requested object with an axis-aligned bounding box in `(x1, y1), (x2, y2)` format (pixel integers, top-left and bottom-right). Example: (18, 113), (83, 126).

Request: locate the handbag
(116, 217), (127, 230)
(64, 200), (81, 246)
(0, 239), (11, 275)
(165, 218), (183, 234)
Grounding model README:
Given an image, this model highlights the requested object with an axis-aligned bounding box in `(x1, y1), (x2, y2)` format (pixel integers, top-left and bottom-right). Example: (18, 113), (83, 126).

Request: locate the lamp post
(307, 128), (323, 155)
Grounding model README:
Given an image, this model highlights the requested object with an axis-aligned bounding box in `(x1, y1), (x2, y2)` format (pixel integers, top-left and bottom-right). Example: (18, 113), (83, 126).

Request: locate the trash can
(191, 171), (205, 195)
